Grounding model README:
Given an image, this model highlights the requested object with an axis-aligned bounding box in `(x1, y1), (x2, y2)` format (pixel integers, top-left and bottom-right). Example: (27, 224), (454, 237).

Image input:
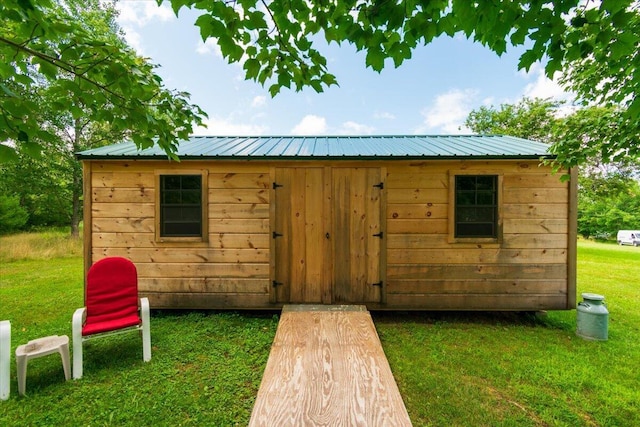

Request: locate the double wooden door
(273, 167), (384, 304)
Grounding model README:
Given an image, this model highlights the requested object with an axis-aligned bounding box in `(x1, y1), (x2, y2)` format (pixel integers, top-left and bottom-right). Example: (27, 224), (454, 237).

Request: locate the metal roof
(76, 135), (553, 160)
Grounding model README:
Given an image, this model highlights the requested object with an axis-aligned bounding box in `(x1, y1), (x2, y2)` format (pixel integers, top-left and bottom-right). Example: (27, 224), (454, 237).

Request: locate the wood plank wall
(84, 159), (573, 310)
(385, 160), (571, 310)
(88, 161), (272, 309)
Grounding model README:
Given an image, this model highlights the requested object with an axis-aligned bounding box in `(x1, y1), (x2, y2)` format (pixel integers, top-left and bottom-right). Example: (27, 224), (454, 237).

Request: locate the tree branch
(0, 36), (127, 102)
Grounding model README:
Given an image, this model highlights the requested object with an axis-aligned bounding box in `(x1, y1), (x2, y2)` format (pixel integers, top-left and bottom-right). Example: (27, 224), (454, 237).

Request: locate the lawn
(1, 234), (639, 426)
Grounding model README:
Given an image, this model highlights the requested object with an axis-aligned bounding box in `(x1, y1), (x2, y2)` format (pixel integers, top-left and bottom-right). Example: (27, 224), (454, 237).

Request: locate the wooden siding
(385, 160), (571, 310)
(83, 159), (574, 310)
(87, 161), (272, 309)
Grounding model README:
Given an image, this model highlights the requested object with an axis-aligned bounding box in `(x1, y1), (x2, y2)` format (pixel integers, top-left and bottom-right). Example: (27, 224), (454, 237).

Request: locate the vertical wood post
(567, 166), (578, 309)
(82, 161), (93, 304)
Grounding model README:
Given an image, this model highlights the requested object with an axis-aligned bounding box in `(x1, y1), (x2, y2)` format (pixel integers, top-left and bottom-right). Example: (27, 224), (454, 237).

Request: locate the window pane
(182, 175), (201, 190)
(454, 175), (497, 239)
(476, 191), (495, 205)
(162, 190), (181, 204)
(160, 174), (203, 237)
(457, 222), (494, 237)
(162, 176), (181, 190)
(181, 207), (201, 221)
(456, 176), (475, 190)
(181, 190), (201, 205)
(164, 222), (201, 236)
(457, 207), (495, 223)
(456, 191), (475, 205)
(476, 176), (495, 190)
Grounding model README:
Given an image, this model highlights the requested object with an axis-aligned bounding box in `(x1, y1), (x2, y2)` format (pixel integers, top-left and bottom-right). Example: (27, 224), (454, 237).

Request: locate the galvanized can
(576, 293), (608, 341)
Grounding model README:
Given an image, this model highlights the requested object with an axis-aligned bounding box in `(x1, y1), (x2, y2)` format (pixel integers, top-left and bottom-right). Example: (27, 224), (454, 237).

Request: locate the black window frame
(454, 175), (499, 239)
(159, 174), (203, 238)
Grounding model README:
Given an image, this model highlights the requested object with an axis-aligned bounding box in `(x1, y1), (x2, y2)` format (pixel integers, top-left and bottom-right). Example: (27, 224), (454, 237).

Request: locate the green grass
(0, 228), (82, 262)
(1, 236), (639, 425)
(376, 240), (640, 426)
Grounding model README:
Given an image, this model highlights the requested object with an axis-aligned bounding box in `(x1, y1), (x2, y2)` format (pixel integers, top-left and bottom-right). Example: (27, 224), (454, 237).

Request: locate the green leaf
(33, 58), (59, 79)
(277, 70), (291, 89)
(365, 48), (385, 72)
(268, 84), (280, 97)
(243, 58), (260, 80)
(0, 144), (19, 163)
(517, 49), (539, 72)
(0, 84), (17, 97)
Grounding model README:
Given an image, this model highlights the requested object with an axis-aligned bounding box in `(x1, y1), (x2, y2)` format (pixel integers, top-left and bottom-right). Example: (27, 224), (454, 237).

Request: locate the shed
(77, 135), (577, 311)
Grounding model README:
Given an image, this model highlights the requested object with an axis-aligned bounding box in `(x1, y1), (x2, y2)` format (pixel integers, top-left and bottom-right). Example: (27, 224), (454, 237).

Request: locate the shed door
(273, 167), (383, 304)
(273, 168), (327, 304)
(332, 168), (383, 303)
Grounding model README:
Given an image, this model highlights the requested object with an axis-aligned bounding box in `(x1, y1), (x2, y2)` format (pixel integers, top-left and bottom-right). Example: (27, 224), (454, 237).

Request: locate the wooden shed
(77, 135), (577, 311)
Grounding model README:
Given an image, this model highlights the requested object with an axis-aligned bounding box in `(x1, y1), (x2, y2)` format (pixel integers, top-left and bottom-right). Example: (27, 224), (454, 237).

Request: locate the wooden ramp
(249, 305), (412, 426)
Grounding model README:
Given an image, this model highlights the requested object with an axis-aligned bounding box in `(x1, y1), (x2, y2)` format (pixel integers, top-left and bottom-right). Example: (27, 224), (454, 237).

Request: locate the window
(159, 174), (203, 237)
(454, 175), (498, 238)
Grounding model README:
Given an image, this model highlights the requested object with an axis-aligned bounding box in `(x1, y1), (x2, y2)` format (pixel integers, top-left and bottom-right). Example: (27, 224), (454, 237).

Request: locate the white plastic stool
(15, 335), (71, 396)
(0, 320), (10, 400)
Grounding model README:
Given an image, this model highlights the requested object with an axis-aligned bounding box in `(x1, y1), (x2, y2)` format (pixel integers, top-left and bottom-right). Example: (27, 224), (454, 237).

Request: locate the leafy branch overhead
(0, 0), (206, 161)
(166, 0), (639, 118)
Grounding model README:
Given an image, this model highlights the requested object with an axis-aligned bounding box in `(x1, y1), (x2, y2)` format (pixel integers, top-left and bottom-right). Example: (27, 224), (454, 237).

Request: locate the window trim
(155, 170), (208, 243)
(448, 171), (503, 245)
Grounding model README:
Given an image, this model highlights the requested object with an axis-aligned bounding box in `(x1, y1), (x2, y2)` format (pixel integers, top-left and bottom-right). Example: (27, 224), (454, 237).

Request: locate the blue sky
(116, 1), (572, 136)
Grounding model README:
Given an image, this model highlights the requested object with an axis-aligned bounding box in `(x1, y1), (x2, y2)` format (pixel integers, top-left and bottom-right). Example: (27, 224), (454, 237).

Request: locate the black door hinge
(372, 281), (383, 287)
(373, 232), (383, 238)
(273, 231), (283, 239)
(373, 182), (384, 189)
(273, 182), (283, 189)
(272, 280), (283, 287)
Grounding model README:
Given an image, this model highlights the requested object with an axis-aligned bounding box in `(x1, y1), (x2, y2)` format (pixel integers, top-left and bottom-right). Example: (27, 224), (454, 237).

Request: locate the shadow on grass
(372, 310), (575, 331)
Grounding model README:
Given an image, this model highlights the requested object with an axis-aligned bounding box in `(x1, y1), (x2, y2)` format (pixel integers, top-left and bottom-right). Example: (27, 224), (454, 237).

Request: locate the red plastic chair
(72, 257), (151, 379)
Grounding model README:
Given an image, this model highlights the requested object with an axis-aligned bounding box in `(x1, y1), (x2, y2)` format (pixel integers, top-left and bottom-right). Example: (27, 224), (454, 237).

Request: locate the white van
(617, 230), (640, 246)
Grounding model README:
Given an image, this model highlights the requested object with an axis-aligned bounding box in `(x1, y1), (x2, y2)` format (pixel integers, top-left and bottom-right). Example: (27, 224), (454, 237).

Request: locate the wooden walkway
(249, 305), (412, 426)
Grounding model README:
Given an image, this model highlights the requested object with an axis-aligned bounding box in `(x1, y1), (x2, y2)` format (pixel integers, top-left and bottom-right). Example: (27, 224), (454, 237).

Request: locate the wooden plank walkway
(249, 305), (412, 426)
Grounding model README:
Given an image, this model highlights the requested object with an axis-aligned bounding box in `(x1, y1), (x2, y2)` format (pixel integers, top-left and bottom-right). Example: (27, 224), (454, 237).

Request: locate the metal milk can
(576, 293), (609, 341)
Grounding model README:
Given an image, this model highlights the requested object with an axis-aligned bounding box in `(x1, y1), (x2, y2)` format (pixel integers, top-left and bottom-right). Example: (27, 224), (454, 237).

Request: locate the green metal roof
(76, 135), (553, 160)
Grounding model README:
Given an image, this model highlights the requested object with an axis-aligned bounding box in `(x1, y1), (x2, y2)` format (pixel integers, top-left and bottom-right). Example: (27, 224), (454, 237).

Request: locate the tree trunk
(70, 174), (82, 239)
(70, 117), (84, 239)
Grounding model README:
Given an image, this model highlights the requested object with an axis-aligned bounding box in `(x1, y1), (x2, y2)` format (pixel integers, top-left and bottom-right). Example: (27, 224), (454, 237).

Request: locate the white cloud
(115, 2), (175, 54)
(338, 121), (375, 135)
(196, 39), (222, 58)
(116, 2), (175, 27)
(192, 117), (268, 136)
(416, 89), (478, 134)
(521, 63), (573, 102)
(291, 115), (328, 135)
(251, 96), (267, 108)
(121, 28), (144, 53)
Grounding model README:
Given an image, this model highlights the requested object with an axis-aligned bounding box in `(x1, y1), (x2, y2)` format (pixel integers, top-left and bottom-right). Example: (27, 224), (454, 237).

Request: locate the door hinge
(272, 231), (283, 239)
(373, 232), (383, 238)
(273, 182), (283, 189)
(272, 280), (283, 287)
(373, 182), (384, 189)
(372, 281), (383, 287)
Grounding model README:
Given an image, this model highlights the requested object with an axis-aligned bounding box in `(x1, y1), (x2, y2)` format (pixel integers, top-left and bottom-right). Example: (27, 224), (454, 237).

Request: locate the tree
(2, 1), (639, 166)
(465, 98), (640, 239)
(577, 174), (640, 239)
(465, 98), (639, 170)
(464, 98), (560, 143)
(551, 106), (639, 170)
(1, 1), (171, 236)
(0, 194), (28, 234)
(1, 0), (206, 162)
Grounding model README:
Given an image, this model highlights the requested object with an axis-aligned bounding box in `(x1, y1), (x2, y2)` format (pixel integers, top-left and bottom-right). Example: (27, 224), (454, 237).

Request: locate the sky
(115, 1), (574, 137)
